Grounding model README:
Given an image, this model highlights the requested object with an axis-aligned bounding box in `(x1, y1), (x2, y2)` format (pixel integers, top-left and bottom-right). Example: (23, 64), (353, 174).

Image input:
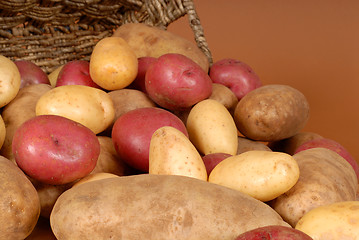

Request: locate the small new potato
(36, 85), (115, 134)
(89, 36), (138, 90)
(209, 150), (300, 202)
(295, 201), (359, 240)
(209, 83), (238, 115)
(186, 99), (239, 156)
(0, 55), (21, 107)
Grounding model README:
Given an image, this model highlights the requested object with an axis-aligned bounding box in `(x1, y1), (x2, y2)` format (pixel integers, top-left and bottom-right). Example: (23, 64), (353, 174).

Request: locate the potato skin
(113, 23), (210, 72)
(50, 174), (289, 240)
(0, 156), (40, 239)
(234, 84), (310, 142)
(269, 147), (357, 227)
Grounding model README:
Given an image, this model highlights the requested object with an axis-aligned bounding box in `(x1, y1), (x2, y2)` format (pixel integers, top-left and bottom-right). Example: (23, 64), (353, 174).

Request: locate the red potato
(202, 152), (232, 175)
(127, 56), (157, 93)
(235, 225), (313, 240)
(56, 60), (102, 89)
(112, 107), (189, 172)
(12, 115), (100, 185)
(14, 60), (50, 88)
(295, 138), (359, 179)
(209, 58), (262, 100)
(145, 53), (213, 111)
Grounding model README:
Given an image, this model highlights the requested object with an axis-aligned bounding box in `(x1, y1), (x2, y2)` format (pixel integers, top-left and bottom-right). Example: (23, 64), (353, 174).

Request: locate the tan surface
(168, 0), (359, 164)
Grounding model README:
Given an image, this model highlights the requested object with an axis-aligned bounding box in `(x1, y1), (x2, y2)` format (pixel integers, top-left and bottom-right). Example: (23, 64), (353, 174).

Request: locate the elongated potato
(209, 151), (300, 202)
(35, 85), (115, 134)
(295, 201), (359, 239)
(113, 23), (210, 72)
(0, 55), (21, 108)
(234, 84), (310, 142)
(0, 156), (40, 239)
(149, 126), (207, 181)
(186, 99), (238, 155)
(269, 147), (357, 227)
(50, 174), (289, 239)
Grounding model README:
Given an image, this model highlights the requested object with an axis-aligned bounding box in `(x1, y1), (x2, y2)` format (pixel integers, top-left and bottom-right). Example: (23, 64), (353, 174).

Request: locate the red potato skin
(111, 107), (189, 172)
(145, 53), (213, 111)
(127, 56), (157, 93)
(12, 115), (100, 185)
(235, 225), (313, 240)
(14, 60), (50, 88)
(202, 152), (232, 175)
(209, 58), (262, 100)
(295, 138), (359, 180)
(56, 60), (102, 89)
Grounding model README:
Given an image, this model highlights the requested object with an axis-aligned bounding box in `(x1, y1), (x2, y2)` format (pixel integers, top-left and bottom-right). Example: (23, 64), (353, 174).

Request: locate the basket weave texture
(0, 0), (212, 73)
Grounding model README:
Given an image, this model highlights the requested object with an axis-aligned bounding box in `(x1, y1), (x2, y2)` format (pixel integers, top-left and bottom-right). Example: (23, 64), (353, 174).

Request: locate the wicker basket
(0, 0), (212, 74)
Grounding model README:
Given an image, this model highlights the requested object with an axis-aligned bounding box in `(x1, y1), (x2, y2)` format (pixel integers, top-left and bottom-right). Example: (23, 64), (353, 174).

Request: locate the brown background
(168, 0), (359, 164)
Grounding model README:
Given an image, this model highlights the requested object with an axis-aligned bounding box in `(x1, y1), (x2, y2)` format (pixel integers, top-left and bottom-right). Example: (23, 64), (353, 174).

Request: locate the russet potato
(113, 23), (210, 72)
(50, 174), (290, 239)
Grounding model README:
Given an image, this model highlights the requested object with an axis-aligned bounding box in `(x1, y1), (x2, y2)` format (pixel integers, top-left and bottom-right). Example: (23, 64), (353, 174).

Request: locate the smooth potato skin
(0, 156), (40, 240)
(235, 225), (313, 240)
(269, 148), (357, 227)
(234, 84), (310, 142)
(50, 174), (289, 240)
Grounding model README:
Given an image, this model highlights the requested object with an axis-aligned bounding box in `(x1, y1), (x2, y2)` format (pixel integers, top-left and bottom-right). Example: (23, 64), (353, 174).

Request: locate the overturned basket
(0, 0), (212, 74)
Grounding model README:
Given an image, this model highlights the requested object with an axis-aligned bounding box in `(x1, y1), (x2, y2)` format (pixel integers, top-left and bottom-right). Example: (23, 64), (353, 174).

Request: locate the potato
(89, 36), (138, 90)
(268, 131), (324, 155)
(48, 64), (63, 87)
(0, 156), (40, 239)
(295, 201), (359, 239)
(0, 55), (21, 108)
(105, 88), (156, 134)
(234, 84), (310, 142)
(113, 23), (210, 72)
(269, 148), (358, 227)
(0, 114), (5, 149)
(72, 172), (120, 187)
(35, 85), (115, 134)
(50, 174), (290, 239)
(149, 126), (207, 181)
(235, 225), (313, 240)
(209, 151), (300, 202)
(91, 136), (129, 176)
(237, 136), (272, 154)
(0, 83), (52, 161)
(186, 99), (238, 155)
(209, 83), (239, 115)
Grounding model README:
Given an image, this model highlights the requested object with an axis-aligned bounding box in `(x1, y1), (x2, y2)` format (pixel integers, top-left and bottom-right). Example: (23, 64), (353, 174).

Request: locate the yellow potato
(0, 55), (21, 108)
(72, 172), (120, 188)
(47, 64), (63, 87)
(209, 150), (300, 202)
(295, 201), (359, 240)
(149, 126), (207, 181)
(186, 99), (238, 155)
(89, 36), (138, 90)
(35, 85), (115, 134)
(0, 115), (5, 149)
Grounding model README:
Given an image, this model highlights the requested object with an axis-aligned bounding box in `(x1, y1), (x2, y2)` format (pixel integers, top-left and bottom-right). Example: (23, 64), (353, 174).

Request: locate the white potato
(0, 55), (21, 108)
(209, 150), (300, 202)
(186, 99), (238, 155)
(35, 85), (115, 134)
(295, 201), (359, 240)
(149, 126), (207, 181)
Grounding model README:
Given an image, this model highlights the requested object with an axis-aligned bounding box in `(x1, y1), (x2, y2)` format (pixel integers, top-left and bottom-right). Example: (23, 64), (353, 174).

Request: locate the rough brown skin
(102, 89), (156, 136)
(0, 83), (52, 161)
(237, 136), (272, 155)
(0, 156), (40, 239)
(50, 174), (289, 240)
(267, 131), (324, 155)
(269, 148), (358, 227)
(112, 23), (210, 73)
(233, 84), (310, 142)
(209, 83), (239, 115)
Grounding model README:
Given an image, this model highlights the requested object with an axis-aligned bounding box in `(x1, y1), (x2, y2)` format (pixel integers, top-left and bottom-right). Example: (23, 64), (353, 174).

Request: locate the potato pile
(0, 23), (358, 240)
